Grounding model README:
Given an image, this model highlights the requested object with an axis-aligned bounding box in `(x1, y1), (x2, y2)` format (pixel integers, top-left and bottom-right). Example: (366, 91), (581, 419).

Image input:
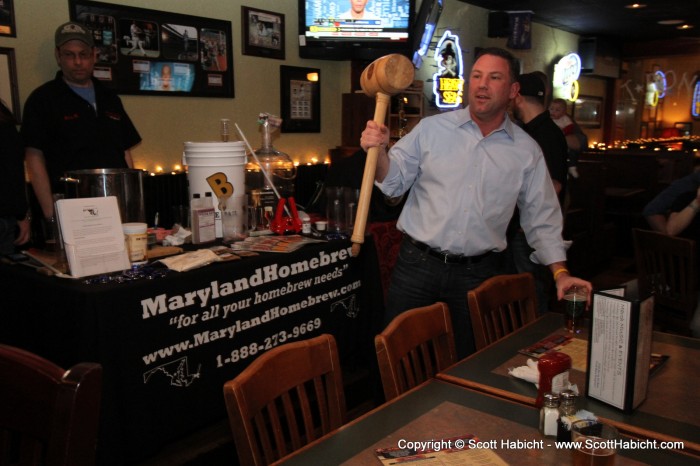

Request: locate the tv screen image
(299, 0), (414, 61)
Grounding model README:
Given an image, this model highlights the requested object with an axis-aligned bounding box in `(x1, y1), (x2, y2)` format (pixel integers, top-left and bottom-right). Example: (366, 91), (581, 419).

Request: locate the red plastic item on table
(270, 197), (303, 235)
(535, 351), (572, 408)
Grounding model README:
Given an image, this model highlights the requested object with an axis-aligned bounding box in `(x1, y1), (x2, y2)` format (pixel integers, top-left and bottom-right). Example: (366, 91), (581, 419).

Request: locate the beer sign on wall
(432, 30), (464, 109)
(553, 52), (581, 102)
(692, 80), (700, 119)
(646, 70), (667, 107)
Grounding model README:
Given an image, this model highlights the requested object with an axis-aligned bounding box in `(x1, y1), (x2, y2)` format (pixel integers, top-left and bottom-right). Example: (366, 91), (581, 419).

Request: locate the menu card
(585, 288), (654, 412)
(375, 435), (507, 465)
(55, 196), (130, 278)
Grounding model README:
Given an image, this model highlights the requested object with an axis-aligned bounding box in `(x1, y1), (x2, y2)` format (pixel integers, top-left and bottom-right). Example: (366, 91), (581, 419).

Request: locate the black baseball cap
(55, 21), (94, 48)
(518, 72), (545, 100)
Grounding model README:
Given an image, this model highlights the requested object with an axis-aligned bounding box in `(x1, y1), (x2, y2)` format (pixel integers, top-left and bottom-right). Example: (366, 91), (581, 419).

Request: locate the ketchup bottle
(535, 352), (572, 408)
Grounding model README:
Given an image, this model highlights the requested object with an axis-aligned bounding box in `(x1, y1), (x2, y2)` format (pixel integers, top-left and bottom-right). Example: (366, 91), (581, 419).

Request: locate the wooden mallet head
(351, 54), (415, 257)
(360, 54), (416, 98)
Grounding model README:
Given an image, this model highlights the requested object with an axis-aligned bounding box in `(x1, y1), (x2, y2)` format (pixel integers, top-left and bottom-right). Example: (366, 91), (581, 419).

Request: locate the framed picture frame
(241, 6), (285, 60)
(69, 0), (234, 98)
(674, 122), (692, 135)
(280, 66), (320, 133)
(573, 95), (603, 128)
(0, 0), (16, 37)
(0, 47), (20, 121)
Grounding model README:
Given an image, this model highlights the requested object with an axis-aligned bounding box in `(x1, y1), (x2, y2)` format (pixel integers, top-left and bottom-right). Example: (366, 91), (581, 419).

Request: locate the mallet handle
(351, 92), (390, 257)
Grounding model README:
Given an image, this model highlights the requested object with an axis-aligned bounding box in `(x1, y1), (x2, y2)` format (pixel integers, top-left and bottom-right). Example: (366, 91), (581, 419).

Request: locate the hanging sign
(552, 52), (581, 102)
(432, 30), (464, 109)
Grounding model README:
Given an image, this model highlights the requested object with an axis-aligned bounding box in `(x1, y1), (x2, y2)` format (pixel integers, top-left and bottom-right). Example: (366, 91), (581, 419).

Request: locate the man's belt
(407, 236), (492, 265)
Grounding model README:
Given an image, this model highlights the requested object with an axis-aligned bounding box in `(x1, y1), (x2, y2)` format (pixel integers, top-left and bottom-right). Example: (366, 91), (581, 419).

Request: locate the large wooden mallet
(350, 54), (415, 257)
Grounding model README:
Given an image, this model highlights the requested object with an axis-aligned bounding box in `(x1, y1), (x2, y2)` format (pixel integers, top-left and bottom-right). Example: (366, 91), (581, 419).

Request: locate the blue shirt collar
(460, 106), (516, 140)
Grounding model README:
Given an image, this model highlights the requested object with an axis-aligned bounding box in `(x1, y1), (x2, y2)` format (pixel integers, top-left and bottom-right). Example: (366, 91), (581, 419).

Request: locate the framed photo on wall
(69, 0), (234, 98)
(280, 66), (320, 133)
(241, 6), (285, 60)
(574, 96), (603, 128)
(0, 0), (16, 37)
(0, 47), (20, 120)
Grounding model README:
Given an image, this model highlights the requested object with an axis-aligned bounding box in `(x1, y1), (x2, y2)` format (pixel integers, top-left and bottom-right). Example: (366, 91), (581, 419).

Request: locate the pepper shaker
(557, 389), (578, 442)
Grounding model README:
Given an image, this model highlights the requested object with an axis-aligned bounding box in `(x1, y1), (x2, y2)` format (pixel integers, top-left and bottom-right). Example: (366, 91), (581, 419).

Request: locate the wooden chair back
(375, 302), (456, 401)
(0, 344), (102, 466)
(633, 228), (697, 335)
(467, 273), (538, 350)
(223, 334), (346, 466)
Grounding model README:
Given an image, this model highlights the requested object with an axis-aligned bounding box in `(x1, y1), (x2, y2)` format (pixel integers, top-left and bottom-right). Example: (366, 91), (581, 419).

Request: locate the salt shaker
(539, 392), (560, 437)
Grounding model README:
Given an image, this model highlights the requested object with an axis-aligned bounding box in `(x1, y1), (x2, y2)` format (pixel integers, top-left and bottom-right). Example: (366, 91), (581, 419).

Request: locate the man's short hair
(474, 47), (520, 83)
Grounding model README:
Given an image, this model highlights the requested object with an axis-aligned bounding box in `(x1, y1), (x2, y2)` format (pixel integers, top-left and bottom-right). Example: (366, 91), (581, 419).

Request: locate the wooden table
(274, 379), (697, 465)
(437, 313), (700, 456)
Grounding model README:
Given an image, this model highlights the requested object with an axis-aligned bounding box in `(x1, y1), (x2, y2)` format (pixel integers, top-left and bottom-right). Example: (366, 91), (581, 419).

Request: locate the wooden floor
(136, 255), (638, 465)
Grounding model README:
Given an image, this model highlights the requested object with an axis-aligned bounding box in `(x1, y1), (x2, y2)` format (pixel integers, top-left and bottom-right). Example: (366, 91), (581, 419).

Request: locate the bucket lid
(184, 141), (246, 149)
(122, 222), (148, 234)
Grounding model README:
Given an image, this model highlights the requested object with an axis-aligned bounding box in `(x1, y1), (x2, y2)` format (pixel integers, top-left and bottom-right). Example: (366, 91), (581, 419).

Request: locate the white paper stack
(55, 196), (130, 278)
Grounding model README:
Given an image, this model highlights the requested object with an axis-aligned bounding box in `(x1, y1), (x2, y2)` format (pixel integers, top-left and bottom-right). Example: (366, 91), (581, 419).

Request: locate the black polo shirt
(21, 72), (142, 190)
(522, 110), (568, 203)
(0, 112), (27, 219)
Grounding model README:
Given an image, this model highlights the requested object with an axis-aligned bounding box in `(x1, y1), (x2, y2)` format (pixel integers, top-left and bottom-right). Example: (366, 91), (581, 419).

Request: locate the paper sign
(586, 289), (654, 411)
(55, 196), (130, 277)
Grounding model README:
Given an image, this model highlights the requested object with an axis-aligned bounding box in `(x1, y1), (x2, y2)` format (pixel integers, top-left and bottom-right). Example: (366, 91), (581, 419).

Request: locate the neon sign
(692, 80), (700, 119)
(646, 81), (659, 107)
(432, 30), (464, 109)
(653, 70), (667, 99)
(552, 53), (581, 102)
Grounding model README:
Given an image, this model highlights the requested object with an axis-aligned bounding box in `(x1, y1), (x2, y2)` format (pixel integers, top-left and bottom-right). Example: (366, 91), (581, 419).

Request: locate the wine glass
(564, 286), (587, 334)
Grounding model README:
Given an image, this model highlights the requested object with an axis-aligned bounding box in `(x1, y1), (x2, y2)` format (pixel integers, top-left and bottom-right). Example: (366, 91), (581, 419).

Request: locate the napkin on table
(508, 358), (540, 385)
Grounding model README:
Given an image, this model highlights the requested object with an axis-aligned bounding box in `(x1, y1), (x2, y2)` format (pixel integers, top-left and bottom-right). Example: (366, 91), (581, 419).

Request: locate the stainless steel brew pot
(61, 168), (146, 224)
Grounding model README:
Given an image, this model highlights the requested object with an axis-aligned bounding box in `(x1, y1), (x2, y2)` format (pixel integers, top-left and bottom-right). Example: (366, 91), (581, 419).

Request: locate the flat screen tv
(299, 0), (414, 61)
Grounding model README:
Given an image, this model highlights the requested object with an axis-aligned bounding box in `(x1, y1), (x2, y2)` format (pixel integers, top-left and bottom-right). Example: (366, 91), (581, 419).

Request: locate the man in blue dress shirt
(361, 47), (592, 358)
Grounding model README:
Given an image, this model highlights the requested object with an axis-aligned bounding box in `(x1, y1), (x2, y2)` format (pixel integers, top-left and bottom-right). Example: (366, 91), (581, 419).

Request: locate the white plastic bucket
(183, 141), (246, 238)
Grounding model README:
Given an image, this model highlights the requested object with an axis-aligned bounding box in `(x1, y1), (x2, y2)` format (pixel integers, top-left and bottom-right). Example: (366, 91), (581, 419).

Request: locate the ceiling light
(657, 19), (684, 25)
(624, 3), (647, 9)
(677, 24), (694, 30)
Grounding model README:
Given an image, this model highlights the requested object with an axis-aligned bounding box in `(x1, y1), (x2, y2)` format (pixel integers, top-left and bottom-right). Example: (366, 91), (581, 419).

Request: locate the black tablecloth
(1, 239), (382, 464)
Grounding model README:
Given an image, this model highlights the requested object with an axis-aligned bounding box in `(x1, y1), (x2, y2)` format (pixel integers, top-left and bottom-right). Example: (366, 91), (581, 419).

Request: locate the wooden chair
(223, 334), (346, 466)
(633, 228), (697, 335)
(467, 273), (538, 350)
(375, 302), (456, 402)
(0, 344), (102, 466)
